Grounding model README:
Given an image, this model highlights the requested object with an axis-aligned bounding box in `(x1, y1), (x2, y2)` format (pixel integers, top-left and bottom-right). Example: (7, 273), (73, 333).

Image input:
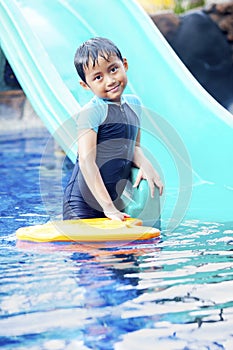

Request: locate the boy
(63, 37), (163, 221)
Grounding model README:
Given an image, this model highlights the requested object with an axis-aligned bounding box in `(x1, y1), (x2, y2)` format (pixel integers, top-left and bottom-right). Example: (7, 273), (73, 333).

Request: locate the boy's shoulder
(80, 96), (108, 116)
(81, 95), (106, 109)
(77, 96), (108, 130)
(123, 94), (142, 118)
(123, 94), (142, 106)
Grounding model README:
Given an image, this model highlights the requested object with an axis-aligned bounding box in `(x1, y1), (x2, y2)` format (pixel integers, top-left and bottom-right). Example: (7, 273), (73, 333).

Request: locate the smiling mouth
(107, 84), (120, 93)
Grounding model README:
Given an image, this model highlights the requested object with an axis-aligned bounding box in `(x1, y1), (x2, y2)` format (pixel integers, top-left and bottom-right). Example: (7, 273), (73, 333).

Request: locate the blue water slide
(0, 0), (232, 227)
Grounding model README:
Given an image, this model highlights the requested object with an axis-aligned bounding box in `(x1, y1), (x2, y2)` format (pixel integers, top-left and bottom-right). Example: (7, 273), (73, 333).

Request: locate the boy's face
(80, 54), (128, 102)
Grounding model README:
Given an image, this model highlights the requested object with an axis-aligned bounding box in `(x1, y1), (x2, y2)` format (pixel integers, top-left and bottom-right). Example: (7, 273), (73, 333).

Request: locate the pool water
(1, 127), (233, 350)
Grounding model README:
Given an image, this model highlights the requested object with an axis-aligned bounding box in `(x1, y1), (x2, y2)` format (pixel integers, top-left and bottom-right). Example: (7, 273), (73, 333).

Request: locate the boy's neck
(101, 96), (124, 105)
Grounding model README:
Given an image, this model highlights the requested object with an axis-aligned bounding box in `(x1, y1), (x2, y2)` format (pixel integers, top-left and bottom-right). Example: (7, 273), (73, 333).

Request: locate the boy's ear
(123, 58), (128, 72)
(80, 80), (90, 90)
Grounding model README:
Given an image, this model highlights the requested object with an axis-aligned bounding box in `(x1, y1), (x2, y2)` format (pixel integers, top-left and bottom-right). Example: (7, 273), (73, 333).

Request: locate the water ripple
(1, 129), (233, 349)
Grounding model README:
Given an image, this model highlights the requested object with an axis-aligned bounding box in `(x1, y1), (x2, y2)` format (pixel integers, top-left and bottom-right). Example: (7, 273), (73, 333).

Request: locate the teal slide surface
(1, 0), (232, 228)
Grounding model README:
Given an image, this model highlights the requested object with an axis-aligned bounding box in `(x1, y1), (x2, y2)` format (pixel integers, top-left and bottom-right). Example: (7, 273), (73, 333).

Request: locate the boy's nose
(106, 75), (115, 85)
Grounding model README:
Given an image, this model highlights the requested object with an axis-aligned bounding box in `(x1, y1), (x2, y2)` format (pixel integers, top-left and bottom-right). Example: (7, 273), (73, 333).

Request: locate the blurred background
(0, 0), (232, 124)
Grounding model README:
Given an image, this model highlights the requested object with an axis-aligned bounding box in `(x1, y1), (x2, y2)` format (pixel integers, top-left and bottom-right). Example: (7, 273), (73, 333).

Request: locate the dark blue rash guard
(63, 94), (141, 219)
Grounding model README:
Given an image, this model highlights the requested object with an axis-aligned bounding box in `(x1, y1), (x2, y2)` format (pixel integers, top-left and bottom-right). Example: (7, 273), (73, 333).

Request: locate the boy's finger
(133, 172), (142, 188)
(148, 180), (154, 198)
(157, 181), (163, 196)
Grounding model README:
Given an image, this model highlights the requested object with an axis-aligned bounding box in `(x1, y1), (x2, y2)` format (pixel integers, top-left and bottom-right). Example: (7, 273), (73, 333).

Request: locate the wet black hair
(74, 37), (123, 83)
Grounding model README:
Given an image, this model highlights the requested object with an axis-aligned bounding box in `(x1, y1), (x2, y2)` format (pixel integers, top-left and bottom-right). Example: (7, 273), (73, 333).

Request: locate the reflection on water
(0, 128), (233, 349)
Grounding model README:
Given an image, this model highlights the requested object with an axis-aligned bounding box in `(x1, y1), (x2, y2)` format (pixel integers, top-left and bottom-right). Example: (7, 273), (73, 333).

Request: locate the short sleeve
(77, 98), (108, 133)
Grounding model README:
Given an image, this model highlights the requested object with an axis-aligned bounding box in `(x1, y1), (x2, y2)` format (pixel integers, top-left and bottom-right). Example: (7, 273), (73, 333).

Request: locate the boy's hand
(133, 168), (163, 197)
(104, 207), (130, 221)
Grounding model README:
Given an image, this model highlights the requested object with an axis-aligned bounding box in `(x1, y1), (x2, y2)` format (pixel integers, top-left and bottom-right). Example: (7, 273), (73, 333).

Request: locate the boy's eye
(94, 75), (102, 81)
(111, 66), (118, 73)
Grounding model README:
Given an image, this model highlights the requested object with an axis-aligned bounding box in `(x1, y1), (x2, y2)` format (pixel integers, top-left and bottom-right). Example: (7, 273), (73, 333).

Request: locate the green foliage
(174, 0), (206, 14)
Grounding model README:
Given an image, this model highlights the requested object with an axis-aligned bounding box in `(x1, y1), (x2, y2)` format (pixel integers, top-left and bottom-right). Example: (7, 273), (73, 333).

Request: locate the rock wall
(150, 1), (233, 111)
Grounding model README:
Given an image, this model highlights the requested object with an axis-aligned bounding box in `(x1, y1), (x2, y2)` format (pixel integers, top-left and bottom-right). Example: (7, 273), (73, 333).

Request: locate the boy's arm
(133, 130), (163, 197)
(78, 128), (129, 220)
